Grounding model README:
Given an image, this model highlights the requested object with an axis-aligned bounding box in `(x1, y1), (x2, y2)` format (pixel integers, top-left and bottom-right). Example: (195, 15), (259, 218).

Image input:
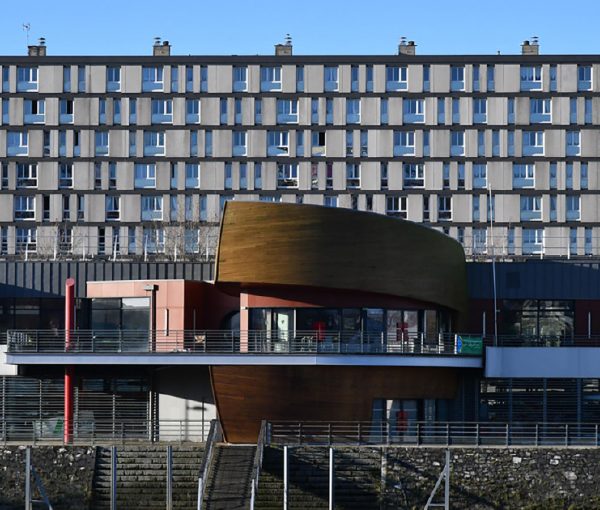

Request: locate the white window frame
(134, 163), (157, 189)
(277, 163), (299, 189)
(141, 196), (163, 221)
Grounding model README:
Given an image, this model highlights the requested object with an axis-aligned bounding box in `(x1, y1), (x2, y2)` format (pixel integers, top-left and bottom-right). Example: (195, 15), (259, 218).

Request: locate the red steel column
(64, 278), (75, 444)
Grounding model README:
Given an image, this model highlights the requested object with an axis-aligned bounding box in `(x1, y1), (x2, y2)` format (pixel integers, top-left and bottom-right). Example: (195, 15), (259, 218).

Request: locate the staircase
(255, 446), (382, 509)
(91, 444), (204, 510)
(203, 444), (256, 510)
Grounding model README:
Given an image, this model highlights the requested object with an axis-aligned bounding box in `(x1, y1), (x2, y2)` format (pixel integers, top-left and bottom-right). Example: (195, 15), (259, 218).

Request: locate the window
(142, 66), (164, 91)
(386, 196), (407, 218)
(585, 98), (592, 124)
(566, 163), (574, 189)
(277, 99), (299, 124)
(508, 98), (515, 124)
(346, 99), (361, 124)
(393, 131), (415, 156)
(296, 65), (304, 92)
(566, 130), (581, 156)
(169, 195), (179, 221)
(143, 227), (165, 254)
(77, 65), (86, 92)
(185, 99), (200, 124)
(94, 163), (102, 189)
(520, 196), (542, 221)
(255, 99), (262, 124)
(473, 164), (487, 188)
(190, 131), (198, 156)
(95, 131), (109, 156)
(7, 131), (28, 156)
(360, 130), (368, 157)
(324, 196), (338, 208)
(549, 195), (557, 221)
(508, 131), (515, 156)
(443, 163), (450, 189)
(403, 163), (424, 188)
(224, 164), (232, 190)
(16, 66), (38, 91)
(151, 99), (173, 124)
(450, 65), (464, 91)
(2, 99), (8, 123)
(63, 66), (71, 92)
(569, 227), (578, 255)
(380, 162), (388, 189)
(184, 229), (200, 254)
(233, 66), (247, 91)
(296, 131), (304, 157)
(438, 196), (452, 220)
(380, 98), (388, 125)
(452, 98), (460, 124)
(23, 99), (45, 124)
(523, 228), (543, 254)
(570, 97), (577, 124)
(550, 64), (557, 91)
(530, 98), (551, 123)
(578, 65), (592, 91)
(345, 130), (354, 156)
(129, 98), (137, 124)
(16, 163), (37, 188)
(422, 64), (430, 91)
(143, 131), (165, 156)
(105, 196), (120, 220)
(205, 130), (213, 157)
(473, 98), (487, 123)
(450, 131), (465, 156)
(324, 66), (339, 91)
(473, 228), (487, 254)
(200, 66), (208, 92)
(267, 131), (289, 156)
(170, 163), (178, 189)
(472, 195), (480, 222)
(311, 98), (319, 124)
(59, 163), (73, 188)
(473, 64), (480, 91)
(522, 131), (544, 156)
(477, 130), (485, 157)
(520, 65), (542, 91)
(260, 66), (282, 91)
(492, 130), (500, 157)
(513, 163), (535, 188)
(141, 196), (163, 221)
(277, 164), (299, 188)
(185, 164), (200, 188)
(134, 163), (156, 188)
(220, 98), (228, 124)
(386, 65), (407, 91)
(566, 196), (580, 221)
(129, 130), (137, 156)
(106, 66), (121, 91)
(232, 131), (247, 156)
(366, 65), (374, 91)
(171, 65), (179, 92)
(240, 163), (248, 189)
(350, 65), (359, 92)
(113, 99), (121, 124)
(311, 131), (326, 157)
(423, 129), (431, 157)
(457, 163), (465, 189)
(403, 99), (425, 123)
(14, 196), (35, 220)
(16, 227), (36, 253)
(326, 98), (333, 124)
(234, 98), (242, 124)
(99, 99), (107, 124)
(585, 227), (593, 255)
(549, 162), (557, 189)
(108, 162), (117, 189)
(254, 163), (262, 189)
(346, 163), (360, 188)
(581, 163), (589, 190)
(185, 65), (194, 92)
(487, 65), (495, 91)
(488, 192), (496, 222)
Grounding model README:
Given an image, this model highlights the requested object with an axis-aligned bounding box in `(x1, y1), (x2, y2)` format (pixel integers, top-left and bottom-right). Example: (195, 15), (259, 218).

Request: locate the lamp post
(488, 183), (498, 346)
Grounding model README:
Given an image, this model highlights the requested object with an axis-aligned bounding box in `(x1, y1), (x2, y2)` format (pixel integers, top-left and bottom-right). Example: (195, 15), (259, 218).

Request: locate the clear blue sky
(1, 0), (599, 56)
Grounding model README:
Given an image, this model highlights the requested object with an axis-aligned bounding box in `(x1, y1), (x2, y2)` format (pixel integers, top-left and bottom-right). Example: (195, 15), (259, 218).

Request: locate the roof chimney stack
(153, 37), (171, 56)
(521, 36), (539, 55)
(28, 37), (46, 57)
(398, 37), (416, 56)
(275, 34), (293, 56)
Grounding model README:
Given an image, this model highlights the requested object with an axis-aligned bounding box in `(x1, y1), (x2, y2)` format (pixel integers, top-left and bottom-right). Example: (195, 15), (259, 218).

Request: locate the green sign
(457, 335), (483, 355)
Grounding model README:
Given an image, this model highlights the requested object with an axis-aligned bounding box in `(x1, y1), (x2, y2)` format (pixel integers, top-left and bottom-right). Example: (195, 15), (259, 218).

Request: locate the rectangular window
(311, 131), (326, 157)
(437, 98), (445, 124)
(2, 99), (8, 123)
(324, 196), (338, 208)
(585, 227), (593, 255)
(472, 195), (480, 222)
(423, 130), (430, 158)
(233, 66), (247, 91)
(380, 98), (388, 125)
(99, 98), (107, 124)
(508, 98), (515, 124)
(386, 196), (407, 218)
(566, 130), (581, 156)
(393, 131), (415, 156)
(380, 162), (388, 189)
(581, 163), (589, 190)
(346, 99), (361, 124)
(477, 130), (485, 157)
(109, 162), (117, 189)
(170, 163), (177, 189)
(473, 164), (487, 188)
(63, 66), (71, 92)
(325, 98), (334, 124)
(386, 65), (407, 91)
(23, 99), (45, 124)
(452, 98), (460, 124)
(113, 99), (121, 124)
(403, 99), (425, 123)
(450, 131), (465, 156)
(224, 164), (233, 190)
(255, 98), (262, 124)
(513, 163), (535, 188)
(522, 131), (544, 156)
(143, 131), (165, 156)
(507, 131), (514, 156)
(550, 64), (557, 91)
(190, 130), (198, 156)
(151, 99), (173, 124)
(450, 65), (465, 91)
(77, 65), (86, 92)
(143, 227), (165, 254)
(200, 66), (208, 92)
(16, 163), (37, 188)
(186, 65), (194, 92)
(585, 98), (592, 124)
(403, 163), (424, 188)
(346, 163), (360, 188)
(16, 227), (36, 253)
(473, 98), (487, 123)
(185, 164), (200, 189)
(345, 130), (354, 156)
(95, 131), (109, 156)
(260, 66), (282, 91)
(566, 163), (574, 189)
(296, 131), (304, 157)
(205, 130), (213, 157)
(170, 195), (179, 221)
(232, 131), (247, 156)
(14, 195), (35, 220)
(129, 98), (137, 124)
(142, 66), (164, 91)
(59, 163), (73, 188)
(523, 228), (544, 254)
(141, 196), (163, 221)
(267, 130), (289, 156)
(569, 227), (578, 255)
(129, 130), (137, 157)
(438, 196), (452, 221)
(171, 65), (179, 92)
(530, 98), (551, 123)
(277, 99), (299, 124)
(186, 99), (201, 124)
(7, 131), (29, 156)
(220, 98), (228, 124)
(324, 66), (339, 91)
(106, 66), (121, 91)
(16, 66), (38, 91)
(578, 65), (592, 91)
(487, 65), (495, 91)
(492, 130), (500, 157)
(366, 65), (374, 92)
(473, 64), (480, 91)
(473, 228), (487, 254)
(234, 98), (242, 124)
(550, 162), (557, 189)
(570, 97), (578, 124)
(520, 65), (542, 91)
(296, 65), (304, 92)
(105, 196), (120, 220)
(277, 163), (299, 188)
(458, 163), (465, 189)
(240, 163), (248, 189)
(350, 65), (359, 92)
(566, 195), (580, 220)
(443, 163), (450, 189)
(254, 163), (262, 189)
(134, 163), (156, 188)
(520, 195), (542, 221)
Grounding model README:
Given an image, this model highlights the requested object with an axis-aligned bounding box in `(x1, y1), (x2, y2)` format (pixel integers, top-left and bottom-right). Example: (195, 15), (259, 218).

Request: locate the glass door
(272, 309), (294, 351)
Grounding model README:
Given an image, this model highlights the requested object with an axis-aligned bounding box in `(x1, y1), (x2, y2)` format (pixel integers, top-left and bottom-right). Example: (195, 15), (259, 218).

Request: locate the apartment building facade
(0, 39), (599, 258)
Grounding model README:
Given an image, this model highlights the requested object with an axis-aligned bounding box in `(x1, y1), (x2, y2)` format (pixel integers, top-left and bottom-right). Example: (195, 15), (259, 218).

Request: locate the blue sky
(0, 0), (599, 56)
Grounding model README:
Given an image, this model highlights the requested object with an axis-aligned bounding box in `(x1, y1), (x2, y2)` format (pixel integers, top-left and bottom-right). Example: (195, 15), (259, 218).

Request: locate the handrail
(249, 420), (268, 510)
(268, 420), (600, 448)
(197, 419), (222, 510)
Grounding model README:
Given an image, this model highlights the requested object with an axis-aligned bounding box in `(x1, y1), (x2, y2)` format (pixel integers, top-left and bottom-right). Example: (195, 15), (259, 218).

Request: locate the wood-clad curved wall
(211, 366), (459, 443)
(215, 202), (468, 317)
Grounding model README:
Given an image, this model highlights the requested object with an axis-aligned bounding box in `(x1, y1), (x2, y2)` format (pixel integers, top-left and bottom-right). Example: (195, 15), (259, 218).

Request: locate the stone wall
(0, 446), (95, 510)
(384, 447), (600, 509)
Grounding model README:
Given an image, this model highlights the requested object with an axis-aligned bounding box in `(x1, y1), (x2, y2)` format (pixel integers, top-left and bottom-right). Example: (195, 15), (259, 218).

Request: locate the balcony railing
(6, 330), (482, 356)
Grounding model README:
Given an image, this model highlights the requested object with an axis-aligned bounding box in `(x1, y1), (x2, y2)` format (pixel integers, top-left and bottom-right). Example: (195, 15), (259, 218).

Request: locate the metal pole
(110, 446), (117, 510)
(444, 449), (450, 510)
(489, 184), (498, 346)
(64, 277), (75, 444)
(283, 445), (288, 510)
(25, 446), (31, 510)
(328, 447), (335, 510)
(166, 445), (173, 510)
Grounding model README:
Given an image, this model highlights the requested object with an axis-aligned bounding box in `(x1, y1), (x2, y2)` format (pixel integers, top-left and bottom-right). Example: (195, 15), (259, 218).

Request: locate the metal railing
(197, 419), (223, 510)
(268, 421), (600, 447)
(0, 418), (211, 445)
(490, 334), (600, 347)
(6, 330), (482, 356)
(249, 420), (268, 510)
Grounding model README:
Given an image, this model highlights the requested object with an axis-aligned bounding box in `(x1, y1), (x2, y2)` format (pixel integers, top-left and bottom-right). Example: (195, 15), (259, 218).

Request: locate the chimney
(153, 37), (171, 56)
(275, 34), (293, 56)
(398, 38), (416, 56)
(28, 37), (46, 57)
(521, 36), (539, 55)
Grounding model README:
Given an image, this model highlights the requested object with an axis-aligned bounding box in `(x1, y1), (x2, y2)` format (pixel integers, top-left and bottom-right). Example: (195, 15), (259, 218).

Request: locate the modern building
(0, 37), (599, 260)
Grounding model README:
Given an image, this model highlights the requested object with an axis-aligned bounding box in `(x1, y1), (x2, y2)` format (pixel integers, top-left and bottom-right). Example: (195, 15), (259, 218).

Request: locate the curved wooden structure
(216, 202), (468, 316)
